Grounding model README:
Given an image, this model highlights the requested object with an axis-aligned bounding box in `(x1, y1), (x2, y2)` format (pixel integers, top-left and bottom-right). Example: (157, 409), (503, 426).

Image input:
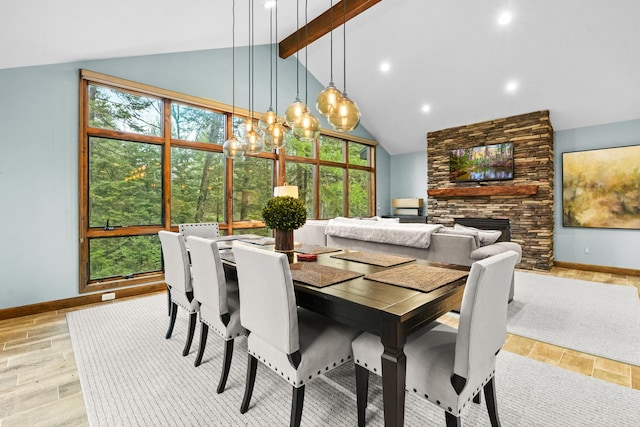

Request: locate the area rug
(67, 294), (640, 426)
(508, 271), (640, 365)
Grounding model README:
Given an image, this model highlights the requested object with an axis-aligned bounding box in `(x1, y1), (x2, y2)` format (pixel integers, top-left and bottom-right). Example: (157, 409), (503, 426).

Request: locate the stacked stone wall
(427, 110), (554, 270)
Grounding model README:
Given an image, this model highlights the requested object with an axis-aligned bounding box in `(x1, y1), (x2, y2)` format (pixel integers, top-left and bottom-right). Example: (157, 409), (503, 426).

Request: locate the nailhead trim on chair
(248, 349), (352, 387)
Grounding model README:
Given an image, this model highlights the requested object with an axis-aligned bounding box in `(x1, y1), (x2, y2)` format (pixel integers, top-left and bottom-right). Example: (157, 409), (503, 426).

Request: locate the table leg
(380, 317), (407, 427)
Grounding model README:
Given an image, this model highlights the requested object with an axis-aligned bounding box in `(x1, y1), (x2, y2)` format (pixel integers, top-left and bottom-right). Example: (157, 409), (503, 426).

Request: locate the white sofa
(294, 217), (521, 301)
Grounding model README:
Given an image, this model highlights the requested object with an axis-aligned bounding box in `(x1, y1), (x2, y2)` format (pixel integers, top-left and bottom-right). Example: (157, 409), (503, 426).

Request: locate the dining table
(219, 238), (469, 427)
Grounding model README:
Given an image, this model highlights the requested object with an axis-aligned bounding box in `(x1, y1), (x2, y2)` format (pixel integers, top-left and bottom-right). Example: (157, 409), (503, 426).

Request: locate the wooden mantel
(427, 184), (539, 198)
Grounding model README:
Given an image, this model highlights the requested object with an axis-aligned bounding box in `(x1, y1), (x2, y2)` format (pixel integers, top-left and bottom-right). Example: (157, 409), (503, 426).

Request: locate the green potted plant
(262, 196), (307, 252)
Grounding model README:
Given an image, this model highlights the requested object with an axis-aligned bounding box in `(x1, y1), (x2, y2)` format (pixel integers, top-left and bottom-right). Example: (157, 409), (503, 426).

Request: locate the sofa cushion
(438, 226), (480, 247)
(454, 223), (502, 245)
(471, 241), (522, 262)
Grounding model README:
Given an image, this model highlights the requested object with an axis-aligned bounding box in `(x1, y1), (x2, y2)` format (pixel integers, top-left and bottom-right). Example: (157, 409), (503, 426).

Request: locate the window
(79, 70), (376, 292)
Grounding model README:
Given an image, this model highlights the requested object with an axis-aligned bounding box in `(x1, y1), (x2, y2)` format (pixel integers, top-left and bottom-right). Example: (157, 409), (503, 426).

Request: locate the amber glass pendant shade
(284, 99), (307, 127)
(223, 135), (246, 160)
(293, 110), (320, 142)
(265, 121), (287, 148)
(328, 94), (360, 132)
(259, 108), (278, 132)
(316, 82), (342, 117)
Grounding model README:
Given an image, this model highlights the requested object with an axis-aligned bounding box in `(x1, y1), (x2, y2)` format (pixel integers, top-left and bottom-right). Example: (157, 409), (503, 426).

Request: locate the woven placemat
(330, 251), (415, 267)
(290, 263), (364, 288)
(364, 264), (468, 293)
(294, 245), (341, 255)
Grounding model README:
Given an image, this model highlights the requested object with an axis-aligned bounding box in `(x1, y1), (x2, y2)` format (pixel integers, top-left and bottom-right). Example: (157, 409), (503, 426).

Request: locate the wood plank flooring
(1, 268), (639, 426)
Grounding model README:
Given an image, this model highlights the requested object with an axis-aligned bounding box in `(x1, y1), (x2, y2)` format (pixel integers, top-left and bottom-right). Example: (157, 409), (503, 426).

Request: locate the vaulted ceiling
(2, 0), (639, 154)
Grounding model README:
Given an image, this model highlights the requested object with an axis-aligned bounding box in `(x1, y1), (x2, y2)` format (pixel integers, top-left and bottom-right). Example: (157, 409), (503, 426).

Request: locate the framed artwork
(562, 145), (640, 229)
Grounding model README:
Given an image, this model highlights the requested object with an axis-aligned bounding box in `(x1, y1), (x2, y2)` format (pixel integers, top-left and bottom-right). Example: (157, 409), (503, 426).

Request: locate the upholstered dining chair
(351, 250), (520, 427)
(186, 236), (246, 393)
(233, 244), (360, 427)
(178, 222), (220, 240)
(158, 230), (199, 357)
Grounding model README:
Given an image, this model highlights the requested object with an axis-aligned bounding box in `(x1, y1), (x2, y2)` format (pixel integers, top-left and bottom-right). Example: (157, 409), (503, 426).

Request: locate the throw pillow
(438, 226), (480, 246)
(454, 223), (502, 245)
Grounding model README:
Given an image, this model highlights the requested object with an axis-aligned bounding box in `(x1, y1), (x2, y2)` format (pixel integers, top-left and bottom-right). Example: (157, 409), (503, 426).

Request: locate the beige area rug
(67, 295), (640, 426)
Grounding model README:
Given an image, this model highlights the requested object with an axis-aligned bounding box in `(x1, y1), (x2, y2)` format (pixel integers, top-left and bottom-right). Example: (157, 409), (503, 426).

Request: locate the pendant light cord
(248, 0), (253, 120)
(330, 0), (333, 83)
(343, 0), (347, 94)
(295, 0), (300, 98)
(231, 0), (235, 119)
(305, 0), (309, 104)
(269, 7), (273, 109)
(275, 1), (278, 112)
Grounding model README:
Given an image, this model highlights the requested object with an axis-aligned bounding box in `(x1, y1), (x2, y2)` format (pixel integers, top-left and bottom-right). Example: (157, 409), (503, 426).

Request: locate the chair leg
(166, 286), (172, 316)
(182, 312), (197, 356)
(194, 322), (209, 367)
(484, 377), (501, 427)
(165, 302), (178, 339)
(473, 392), (481, 404)
(240, 355), (258, 414)
(355, 365), (369, 427)
(445, 412), (462, 427)
(290, 385), (305, 427)
(216, 339), (235, 394)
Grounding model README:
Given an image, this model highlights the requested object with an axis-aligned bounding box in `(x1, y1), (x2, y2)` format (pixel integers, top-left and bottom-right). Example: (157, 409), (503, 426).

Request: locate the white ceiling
(2, 0), (639, 154)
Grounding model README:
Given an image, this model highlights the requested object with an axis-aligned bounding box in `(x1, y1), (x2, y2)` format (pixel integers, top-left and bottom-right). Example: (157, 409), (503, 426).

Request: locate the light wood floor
(1, 267), (639, 427)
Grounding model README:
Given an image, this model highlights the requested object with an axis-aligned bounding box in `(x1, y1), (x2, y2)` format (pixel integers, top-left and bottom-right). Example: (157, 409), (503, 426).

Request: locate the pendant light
(328, 0), (361, 132)
(316, 0), (342, 117)
(292, 0), (320, 142)
(284, 0), (308, 127)
(244, 0), (264, 154)
(263, 1), (287, 149)
(223, 0), (247, 159)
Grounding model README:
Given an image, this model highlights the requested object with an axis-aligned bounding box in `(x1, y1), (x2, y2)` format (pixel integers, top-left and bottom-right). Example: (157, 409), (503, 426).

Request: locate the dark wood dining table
(221, 241), (468, 427)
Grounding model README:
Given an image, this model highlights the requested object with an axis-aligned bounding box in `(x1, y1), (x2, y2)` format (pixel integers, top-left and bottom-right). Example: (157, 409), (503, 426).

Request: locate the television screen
(449, 142), (514, 182)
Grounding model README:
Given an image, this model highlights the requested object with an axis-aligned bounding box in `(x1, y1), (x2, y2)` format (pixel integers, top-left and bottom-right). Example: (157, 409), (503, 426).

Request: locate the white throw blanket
(325, 218), (444, 249)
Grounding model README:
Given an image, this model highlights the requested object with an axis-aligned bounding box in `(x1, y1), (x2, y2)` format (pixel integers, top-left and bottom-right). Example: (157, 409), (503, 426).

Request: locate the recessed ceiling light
(421, 104), (431, 113)
(264, 0), (277, 8)
(505, 81), (518, 93)
(498, 11), (512, 25)
(380, 62), (390, 72)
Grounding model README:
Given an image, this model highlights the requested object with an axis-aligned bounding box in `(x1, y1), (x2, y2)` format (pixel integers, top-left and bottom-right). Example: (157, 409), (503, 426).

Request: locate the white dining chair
(158, 230), (199, 357)
(187, 236), (246, 393)
(352, 250), (520, 427)
(178, 222), (220, 240)
(233, 244), (360, 427)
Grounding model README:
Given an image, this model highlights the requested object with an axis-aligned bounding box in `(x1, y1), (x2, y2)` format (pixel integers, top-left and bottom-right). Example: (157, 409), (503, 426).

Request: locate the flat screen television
(449, 142), (514, 182)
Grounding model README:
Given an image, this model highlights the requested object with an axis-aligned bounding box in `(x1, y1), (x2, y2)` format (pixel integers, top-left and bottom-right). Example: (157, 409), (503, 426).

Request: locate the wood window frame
(79, 69), (376, 293)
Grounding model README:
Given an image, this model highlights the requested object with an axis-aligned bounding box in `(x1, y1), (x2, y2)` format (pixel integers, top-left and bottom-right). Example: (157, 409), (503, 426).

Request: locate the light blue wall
(0, 46), (379, 310)
(389, 151), (428, 215)
(554, 119), (640, 269)
(375, 145), (391, 216)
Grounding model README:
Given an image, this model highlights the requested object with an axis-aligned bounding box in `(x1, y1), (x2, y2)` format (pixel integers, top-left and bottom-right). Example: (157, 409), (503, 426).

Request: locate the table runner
(331, 251), (415, 267)
(294, 245), (341, 255)
(364, 264), (468, 293)
(289, 263), (364, 288)
(237, 236), (275, 245)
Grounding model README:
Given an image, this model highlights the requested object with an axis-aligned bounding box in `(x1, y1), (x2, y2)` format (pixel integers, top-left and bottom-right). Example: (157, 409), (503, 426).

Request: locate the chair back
(454, 250), (519, 382)
(159, 231), (192, 293)
(179, 222), (219, 240)
(233, 244), (299, 355)
(187, 236), (229, 316)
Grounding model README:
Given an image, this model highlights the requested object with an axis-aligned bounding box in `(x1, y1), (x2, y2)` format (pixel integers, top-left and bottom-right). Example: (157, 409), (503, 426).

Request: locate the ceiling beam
(278, 0), (381, 59)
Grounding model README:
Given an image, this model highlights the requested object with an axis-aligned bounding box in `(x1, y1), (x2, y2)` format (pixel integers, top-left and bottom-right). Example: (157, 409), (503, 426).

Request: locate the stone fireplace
(427, 110), (554, 271)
